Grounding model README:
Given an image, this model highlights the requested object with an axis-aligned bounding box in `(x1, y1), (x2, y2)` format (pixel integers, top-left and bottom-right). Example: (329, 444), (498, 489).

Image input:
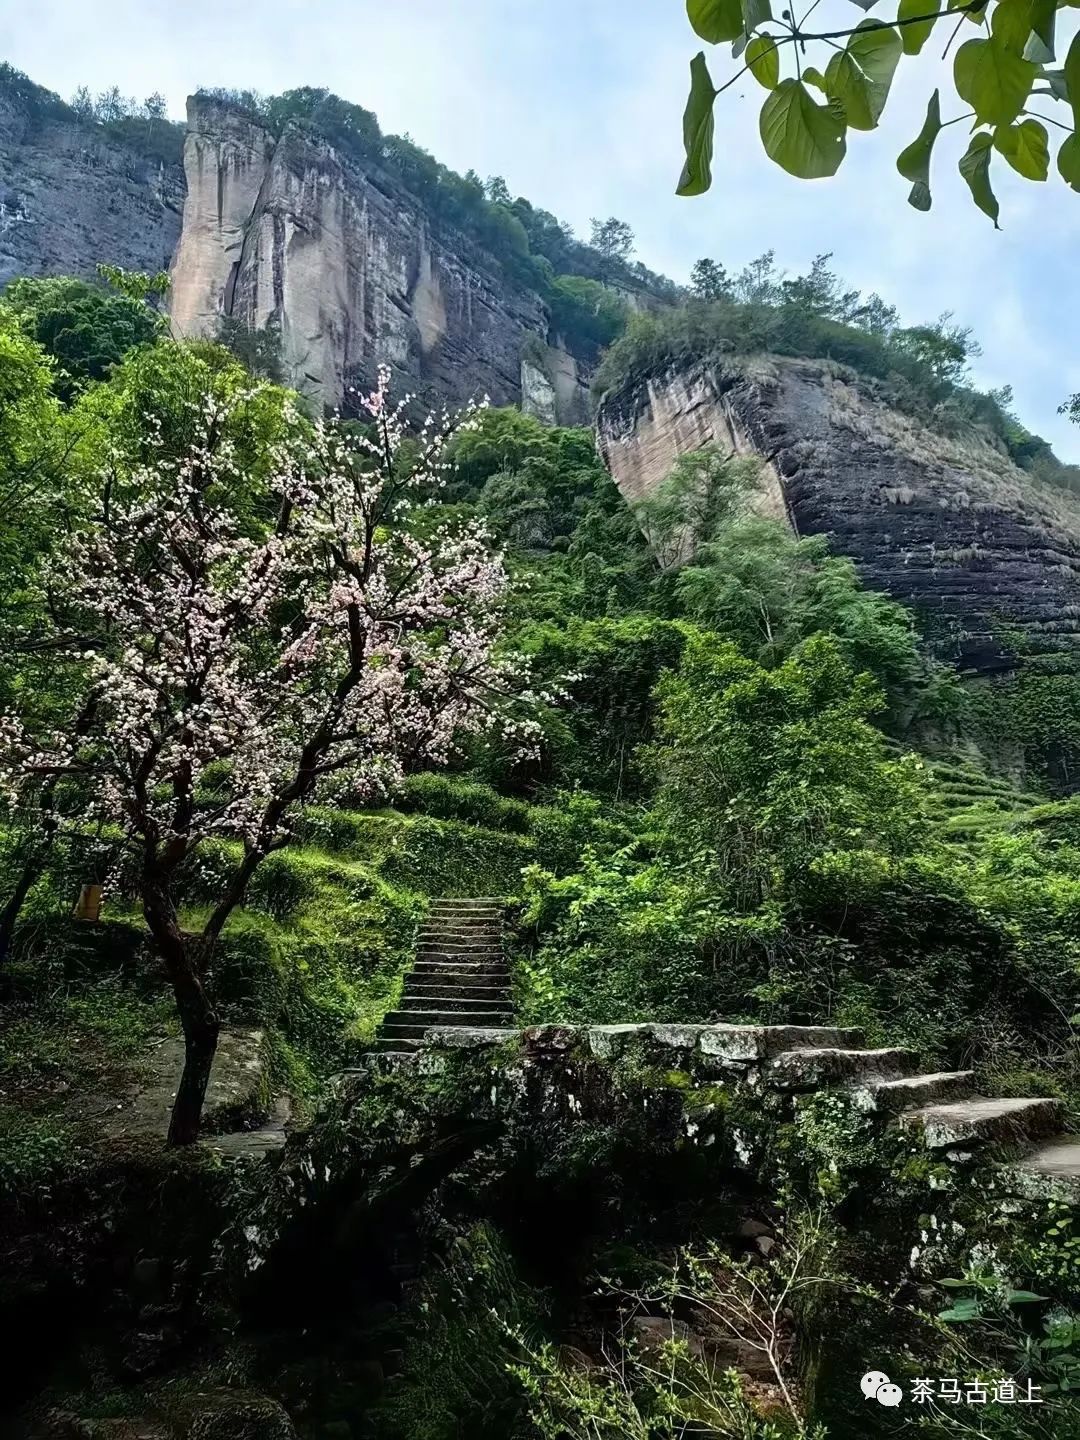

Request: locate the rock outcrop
(597, 356), (1080, 673)
(0, 87), (183, 290)
(169, 95), (589, 418)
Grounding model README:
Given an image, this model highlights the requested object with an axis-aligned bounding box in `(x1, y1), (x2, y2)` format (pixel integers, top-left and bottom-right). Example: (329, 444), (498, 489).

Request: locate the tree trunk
(142, 877), (220, 1147)
(0, 850), (43, 970)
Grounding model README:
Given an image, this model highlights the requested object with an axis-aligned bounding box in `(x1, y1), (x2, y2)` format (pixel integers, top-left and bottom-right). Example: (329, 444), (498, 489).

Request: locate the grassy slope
(0, 798), (549, 1183)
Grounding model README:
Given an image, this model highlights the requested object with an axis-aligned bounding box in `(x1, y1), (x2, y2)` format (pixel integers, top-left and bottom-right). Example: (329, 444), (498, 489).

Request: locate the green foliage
(518, 617), (690, 796)
(380, 815), (534, 898)
(0, 309), (63, 649)
(510, 1232), (826, 1438)
(548, 274), (630, 353)
(676, 512), (958, 727)
(0, 1111), (74, 1196)
(215, 316), (285, 382)
(378, 1224), (544, 1440)
(395, 772), (533, 833)
(67, 337), (302, 509)
(634, 447), (758, 566)
(3, 273), (162, 400)
(652, 632), (927, 903)
(678, 0), (1080, 221)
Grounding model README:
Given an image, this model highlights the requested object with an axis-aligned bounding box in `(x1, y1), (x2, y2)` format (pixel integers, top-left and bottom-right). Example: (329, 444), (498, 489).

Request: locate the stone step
(900, 1096), (1064, 1150)
(426, 914), (501, 923)
(406, 976), (510, 992)
(423, 911), (502, 921)
(418, 933), (503, 944)
(419, 931), (502, 944)
(417, 939), (503, 951)
(428, 900), (502, 912)
(382, 1009), (514, 1033)
(413, 960), (509, 975)
(420, 950), (509, 961)
(420, 928), (501, 938)
(405, 990), (513, 1007)
(1001, 1135), (1080, 1202)
(768, 1047), (918, 1090)
(379, 1019), (513, 1042)
(366, 1037), (423, 1053)
(406, 979), (512, 1002)
(399, 994), (512, 1013)
(857, 1071), (976, 1112)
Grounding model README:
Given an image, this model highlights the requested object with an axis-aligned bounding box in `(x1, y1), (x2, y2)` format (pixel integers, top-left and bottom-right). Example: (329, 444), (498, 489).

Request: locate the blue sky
(3, 0), (1079, 458)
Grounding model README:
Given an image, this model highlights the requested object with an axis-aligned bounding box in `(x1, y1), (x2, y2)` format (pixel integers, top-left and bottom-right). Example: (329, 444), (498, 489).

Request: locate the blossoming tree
(0, 368), (525, 1144)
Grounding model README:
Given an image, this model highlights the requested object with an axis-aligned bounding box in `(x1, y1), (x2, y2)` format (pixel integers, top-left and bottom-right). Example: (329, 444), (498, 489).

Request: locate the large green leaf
(1059, 131), (1080, 190)
(1067, 32), (1080, 130)
(742, 0), (773, 31)
(825, 22), (903, 130)
(993, 118), (1049, 178)
(954, 36), (1037, 124)
(1024, 0), (1057, 63)
(760, 78), (847, 177)
(688, 0), (744, 43)
(949, 0), (989, 22)
(991, 0), (1034, 52)
(1042, 67), (1070, 101)
(678, 52), (718, 195)
(825, 53), (874, 128)
(898, 0), (937, 55)
(896, 88), (942, 209)
(958, 130), (1001, 225)
(746, 34), (781, 89)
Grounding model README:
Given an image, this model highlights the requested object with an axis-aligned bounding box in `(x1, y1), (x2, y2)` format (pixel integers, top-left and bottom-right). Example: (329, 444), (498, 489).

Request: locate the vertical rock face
(0, 90), (183, 289)
(597, 357), (1080, 673)
(168, 100), (275, 341)
(169, 95), (588, 418)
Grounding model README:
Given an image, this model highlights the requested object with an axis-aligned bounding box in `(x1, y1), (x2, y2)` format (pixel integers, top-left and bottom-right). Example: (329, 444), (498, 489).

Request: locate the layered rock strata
(597, 356), (1080, 672)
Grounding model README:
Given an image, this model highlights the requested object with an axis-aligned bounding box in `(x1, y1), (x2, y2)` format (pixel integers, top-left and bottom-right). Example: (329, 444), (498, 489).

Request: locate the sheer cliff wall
(168, 96), (589, 419)
(596, 356), (1080, 674)
(0, 89), (183, 290)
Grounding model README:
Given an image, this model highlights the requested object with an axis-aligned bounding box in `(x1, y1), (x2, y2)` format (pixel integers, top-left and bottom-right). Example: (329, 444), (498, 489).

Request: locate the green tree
(677, 0), (1080, 221)
(890, 311), (981, 385)
(4, 272), (163, 401)
(589, 216), (635, 268)
(485, 174), (513, 205)
(652, 632), (926, 908)
(689, 256), (732, 300)
(0, 311), (64, 629)
(675, 514), (945, 722)
(69, 85), (93, 120)
(779, 252), (861, 321)
(634, 446), (757, 568)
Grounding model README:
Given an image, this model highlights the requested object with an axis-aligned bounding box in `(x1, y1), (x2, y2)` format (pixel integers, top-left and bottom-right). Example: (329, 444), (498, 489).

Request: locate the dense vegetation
(5, 260), (1080, 1435)
(597, 250), (1080, 489)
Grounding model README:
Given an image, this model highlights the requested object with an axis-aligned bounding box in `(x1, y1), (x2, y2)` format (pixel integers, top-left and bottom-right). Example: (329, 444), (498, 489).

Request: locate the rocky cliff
(597, 356), (1080, 674)
(0, 85), (183, 290)
(169, 95), (590, 420)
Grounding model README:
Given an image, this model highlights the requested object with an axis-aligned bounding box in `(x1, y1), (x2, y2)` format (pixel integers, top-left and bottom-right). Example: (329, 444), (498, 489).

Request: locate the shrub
(396, 773), (532, 834)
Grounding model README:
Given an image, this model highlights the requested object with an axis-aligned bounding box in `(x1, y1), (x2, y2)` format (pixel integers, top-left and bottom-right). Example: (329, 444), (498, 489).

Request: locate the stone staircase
(765, 1037), (1078, 1196)
(369, 897), (513, 1056)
